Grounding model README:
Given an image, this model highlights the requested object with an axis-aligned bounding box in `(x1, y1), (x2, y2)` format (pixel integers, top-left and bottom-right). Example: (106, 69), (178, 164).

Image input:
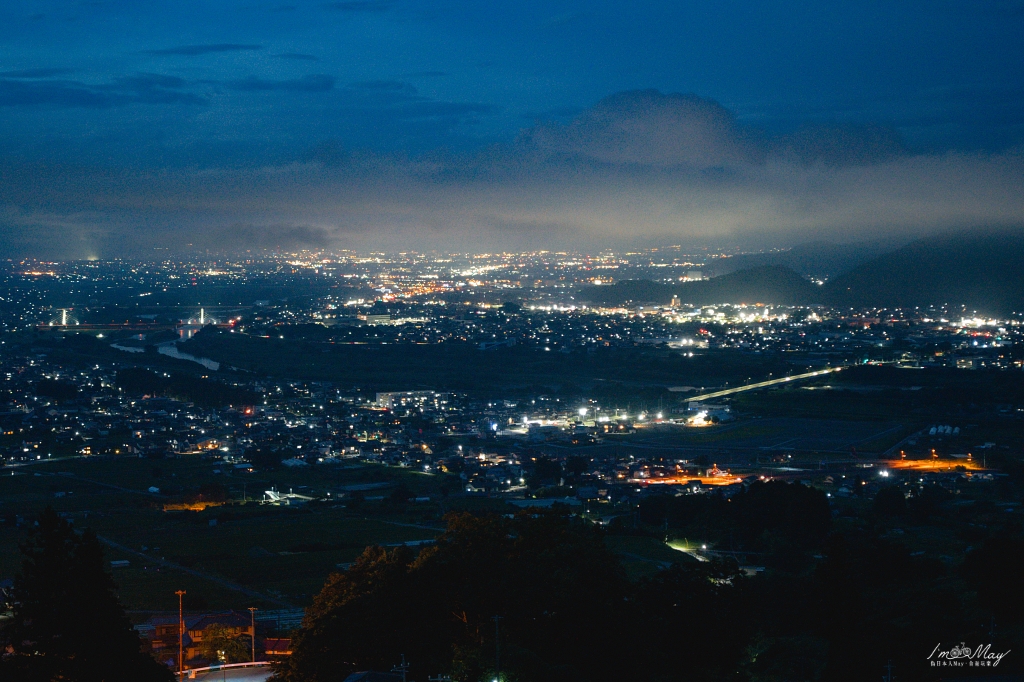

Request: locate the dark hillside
(823, 228), (1024, 315)
(710, 240), (894, 279)
(580, 265), (820, 306)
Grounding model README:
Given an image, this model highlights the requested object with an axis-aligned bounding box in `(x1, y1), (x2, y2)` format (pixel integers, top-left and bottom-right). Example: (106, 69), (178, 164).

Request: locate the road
(4, 465), (167, 499)
(883, 426), (927, 457)
(60, 472), (165, 497)
(685, 366), (847, 402)
(189, 667), (273, 682)
(96, 536), (296, 608)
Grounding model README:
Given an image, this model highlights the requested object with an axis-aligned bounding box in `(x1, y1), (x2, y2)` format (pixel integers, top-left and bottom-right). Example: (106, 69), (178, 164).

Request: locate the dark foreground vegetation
(0, 509), (172, 682)
(3, 472), (1024, 682)
(271, 481), (1023, 682)
(115, 366), (259, 408)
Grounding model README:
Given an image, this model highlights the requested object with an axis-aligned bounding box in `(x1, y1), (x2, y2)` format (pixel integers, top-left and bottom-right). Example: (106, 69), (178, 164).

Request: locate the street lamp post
(492, 615), (502, 682)
(175, 590), (186, 681)
(248, 607), (258, 663)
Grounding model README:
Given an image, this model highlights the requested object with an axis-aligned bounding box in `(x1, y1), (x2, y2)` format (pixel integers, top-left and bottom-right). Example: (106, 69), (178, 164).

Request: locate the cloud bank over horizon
(2, 0), (1023, 257)
(2, 90), (1023, 258)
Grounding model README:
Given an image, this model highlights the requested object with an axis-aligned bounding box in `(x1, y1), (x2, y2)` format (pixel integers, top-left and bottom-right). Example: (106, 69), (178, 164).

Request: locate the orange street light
(248, 607), (258, 663)
(175, 590), (186, 680)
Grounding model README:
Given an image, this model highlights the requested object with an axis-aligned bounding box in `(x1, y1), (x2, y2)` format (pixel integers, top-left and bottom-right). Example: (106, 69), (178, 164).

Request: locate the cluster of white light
(959, 317), (1001, 328)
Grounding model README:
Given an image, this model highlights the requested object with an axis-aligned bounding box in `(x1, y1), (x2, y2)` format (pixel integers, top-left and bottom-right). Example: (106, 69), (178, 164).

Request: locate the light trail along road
(685, 366), (848, 403)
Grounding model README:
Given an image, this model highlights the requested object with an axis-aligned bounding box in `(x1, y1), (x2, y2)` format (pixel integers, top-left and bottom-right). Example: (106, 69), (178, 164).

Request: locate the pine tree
(0, 507), (173, 682)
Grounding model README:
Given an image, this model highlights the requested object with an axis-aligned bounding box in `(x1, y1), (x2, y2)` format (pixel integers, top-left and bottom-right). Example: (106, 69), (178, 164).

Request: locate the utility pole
(248, 607), (258, 663)
(391, 655), (409, 682)
(176, 590), (186, 681)
(492, 615), (503, 682)
(882, 660), (895, 682)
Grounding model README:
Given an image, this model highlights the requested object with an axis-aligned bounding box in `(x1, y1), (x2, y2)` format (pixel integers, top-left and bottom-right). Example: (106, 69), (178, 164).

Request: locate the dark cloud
(185, 223), (334, 251)
(143, 44), (263, 56)
(322, 1), (394, 12)
(780, 124), (908, 166)
(115, 73), (190, 90)
(3, 90), (1023, 256)
(522, 105), (583, 121)
(403, 71), (448, 79)
(0, 74), (205, 108)
(2, 0), (1023, 257)
(738, 81), (1024, 154)
(300, 140), (352, 167)
(339, 81), (495, 125)
(347, 80), (417, 93)
(343, 81), (493, 114)
(518, 90), (760, 167)
(0, 81), (106, 108)
(224, 74), (336, 92)
(272, 53), (320, 61)
(0, 68), (76, 79)
(395, 100), (495, 120)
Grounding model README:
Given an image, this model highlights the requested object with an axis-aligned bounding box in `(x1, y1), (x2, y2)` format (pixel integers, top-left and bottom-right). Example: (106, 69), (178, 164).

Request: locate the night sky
(2, 0), (1024, 257)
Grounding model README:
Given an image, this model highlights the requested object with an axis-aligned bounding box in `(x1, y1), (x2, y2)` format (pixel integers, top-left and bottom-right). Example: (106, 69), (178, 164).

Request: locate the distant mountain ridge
(579, 229), (1024, 314)
(581, 265), (820, 307)
(825, 229), (1024, 314)
(709, 240), (895, 280)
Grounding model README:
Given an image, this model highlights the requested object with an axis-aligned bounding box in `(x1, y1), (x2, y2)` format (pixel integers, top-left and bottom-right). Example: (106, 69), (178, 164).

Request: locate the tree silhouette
(198, 624), (251, 664)
(962, 534), (1024, 620)
(0, 507), (172, 682)
(272, 511), (630, 682)
(872, 485), (907, 517)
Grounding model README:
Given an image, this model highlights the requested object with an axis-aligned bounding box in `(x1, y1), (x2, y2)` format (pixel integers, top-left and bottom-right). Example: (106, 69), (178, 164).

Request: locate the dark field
(179, 330), (803, 395)
(0, 455), (454, 612)
(2, 453), (696, 612)
(558, 418), (910, 467)
(629, 418), (905, 452)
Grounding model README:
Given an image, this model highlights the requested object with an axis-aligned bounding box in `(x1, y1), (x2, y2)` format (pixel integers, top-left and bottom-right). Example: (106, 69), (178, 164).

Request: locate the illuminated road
(888, 459), (986, 472)
(188, 668), (272, 682)
(685, 366), (848, 402)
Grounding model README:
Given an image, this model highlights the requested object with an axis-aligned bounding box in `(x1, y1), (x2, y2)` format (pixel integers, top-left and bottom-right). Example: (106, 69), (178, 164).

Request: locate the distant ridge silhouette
(579, 228), (1024, 314)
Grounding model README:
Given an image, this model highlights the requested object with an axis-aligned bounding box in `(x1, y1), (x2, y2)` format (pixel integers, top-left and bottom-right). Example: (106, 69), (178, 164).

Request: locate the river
(109, 341), (220, 371)
(156, 342), (220, 370)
